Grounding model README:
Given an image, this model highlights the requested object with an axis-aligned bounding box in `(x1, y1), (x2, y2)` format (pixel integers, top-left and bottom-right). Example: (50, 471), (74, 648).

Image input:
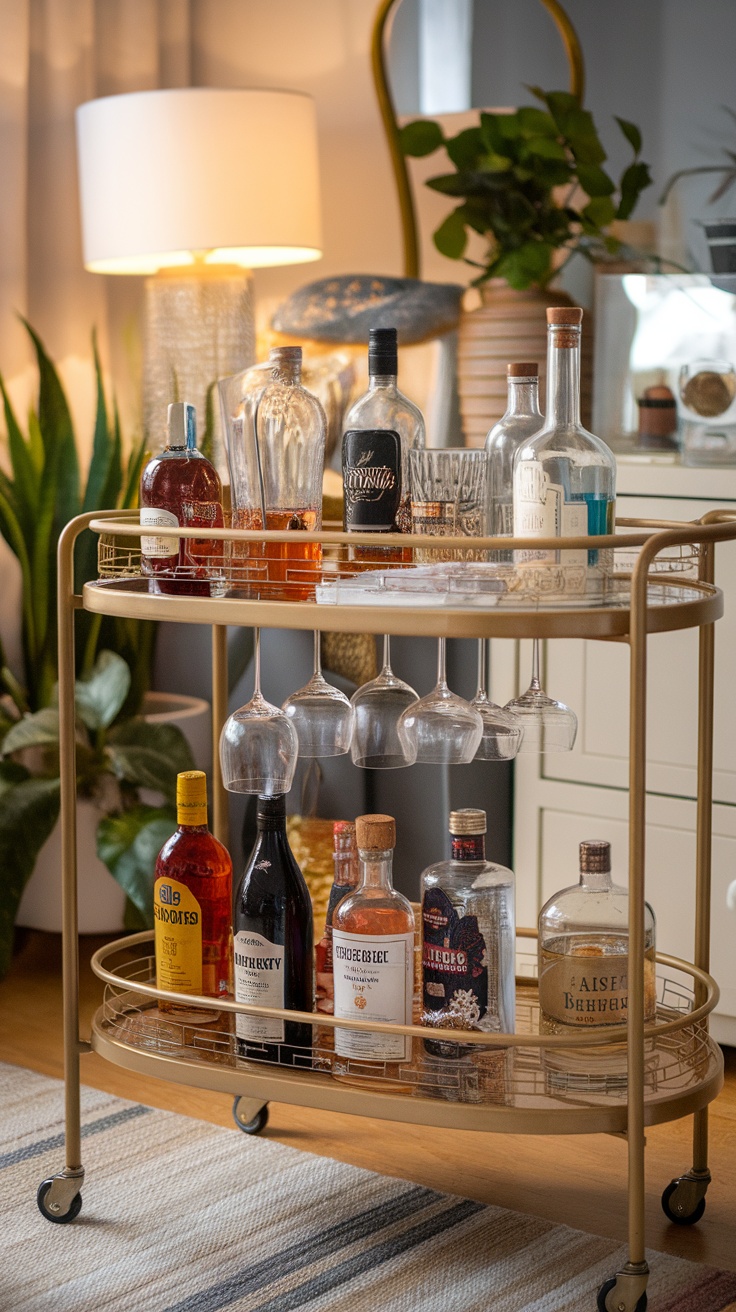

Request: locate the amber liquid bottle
(140, 400), (225, 596)
(153, 771), (233, 1026)
(331, 814), (414, 1088)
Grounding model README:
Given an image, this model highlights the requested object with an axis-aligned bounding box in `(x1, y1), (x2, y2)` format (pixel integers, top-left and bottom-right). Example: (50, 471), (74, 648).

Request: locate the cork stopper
(356, 814), (396, 851)
(449, 808), (487, 836)
(579, 839), (611, 874)
(507, 362), (538, 377)
(547, 307), (583, 325)
(177, 770), (207, 826)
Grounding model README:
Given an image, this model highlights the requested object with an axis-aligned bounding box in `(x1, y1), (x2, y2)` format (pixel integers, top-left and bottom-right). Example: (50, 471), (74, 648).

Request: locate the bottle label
(342, 429), (402, 531)
(422, 888), (488, 1027)
(539, 954), (629, 1026)
(154, 876), (203, 995)
(513, 460), (587, 566)
(332, 929), (413, 1061)
(141, 507), (180, 558)
(233, 930), (285, 1042)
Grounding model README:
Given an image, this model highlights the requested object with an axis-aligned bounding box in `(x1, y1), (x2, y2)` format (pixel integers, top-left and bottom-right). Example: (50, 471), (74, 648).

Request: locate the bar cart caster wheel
(36, 1178), (82, 1224)
(597, 1277), (647, 1312)
(232, 1098), (269, 1135)
(661, 1178), (707, 1225)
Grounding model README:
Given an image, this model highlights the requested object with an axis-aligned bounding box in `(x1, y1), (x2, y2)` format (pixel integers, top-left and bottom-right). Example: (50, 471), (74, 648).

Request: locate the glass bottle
(485, 362), (542, 553)
(513, 308), (616, 584)
(140, 401), (225, 596)
(153, 770), (232, 1024)
(538, 839), (656, 1091)
(331, 814), (414, 1085)
(342, 327), (424, 566)
(313, 822), (360, 1070)
(234, 346), (326, 600)
(233, 793), (314, 1068)
(421, 809), (515, 1059)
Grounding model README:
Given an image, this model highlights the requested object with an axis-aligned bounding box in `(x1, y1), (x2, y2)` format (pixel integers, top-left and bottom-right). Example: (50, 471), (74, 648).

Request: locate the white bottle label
(140, 507), (179, 558)
(513, 461), (587, 566)
(233, 930), (285, 1043)
(332, 929), (413, 1061)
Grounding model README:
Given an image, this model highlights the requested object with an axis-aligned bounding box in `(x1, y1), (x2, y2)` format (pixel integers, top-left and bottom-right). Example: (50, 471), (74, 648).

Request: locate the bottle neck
(546, 328), (581, 428)
(450, 834), (486, 861)
(357, 846), (394, 891)
(368, 374), (397, 392)
(270, 361), (301, 386)
(506, 379), (541, 419)
(579, 868), (613, 893)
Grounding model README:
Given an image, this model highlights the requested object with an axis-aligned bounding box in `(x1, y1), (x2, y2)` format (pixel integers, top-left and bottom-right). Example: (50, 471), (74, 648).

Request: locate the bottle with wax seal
(485, 362), (542, 558)
(233, 793), (314, 1068)
(331, 814), (414, 1086)
(140, 401), (225, 596)
(153, 770), (232, 1025)
(421, 809), (515, 1059)
(513, 308), (616, 589)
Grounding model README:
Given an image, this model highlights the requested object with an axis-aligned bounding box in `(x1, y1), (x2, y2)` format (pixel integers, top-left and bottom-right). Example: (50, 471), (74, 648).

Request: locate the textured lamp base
(143, 266), (255, 475)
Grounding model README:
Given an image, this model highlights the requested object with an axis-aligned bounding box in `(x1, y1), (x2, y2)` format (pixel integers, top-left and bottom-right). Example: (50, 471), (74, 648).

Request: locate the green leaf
(517, 106), (557, 137)
(75, 649), (131, 731)
(617, 160), (653, 220)
(0, 777), (60, 977)
(445, 127), (484, 170)
(1, 666), (29, 716)
(523, 136), (568, 161)
(0, 374), (38, 544)
(495, 241), (555, 290)
(81, 333), (113, 514)
(0, 760), (30, 795)
(105, 719), (195, 804)
(398, 118), (443, 158)
(433, 207), (468, 260)
(22, 319), (80, 529)
(27, 409), (44, 476)
(96, 804), (176, 927)
(576, 164), (616, 197)
(615, 117), (642, 156)
(581, 196), (617, 229)
(479, 151), (512, 173)
(2, 706), (60, 755)
(121, 430), (148, 510)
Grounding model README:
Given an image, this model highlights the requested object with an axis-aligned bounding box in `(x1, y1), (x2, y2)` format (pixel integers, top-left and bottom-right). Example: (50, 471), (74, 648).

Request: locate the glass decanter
(485, 362), (542, 557)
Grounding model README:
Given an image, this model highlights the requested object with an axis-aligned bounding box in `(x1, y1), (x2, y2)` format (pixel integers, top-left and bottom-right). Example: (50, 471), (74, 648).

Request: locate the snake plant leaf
(21, 319), (80, 529)
(74, 649), (131, 731)
(0, 776), (60, 978)
(1, 706), (60, 755)
(0, 375), (38, 547)
(96, 804), (176, 927)
(105, 719), (195, 805)
(81, 333), (114, 514)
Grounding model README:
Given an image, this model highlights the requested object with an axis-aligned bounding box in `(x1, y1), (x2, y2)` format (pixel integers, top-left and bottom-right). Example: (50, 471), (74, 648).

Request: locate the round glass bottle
(485, 362), (542, 553)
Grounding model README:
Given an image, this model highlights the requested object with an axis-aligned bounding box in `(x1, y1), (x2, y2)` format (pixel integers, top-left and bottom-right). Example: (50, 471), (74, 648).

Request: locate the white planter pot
(15, 691), (211, 935)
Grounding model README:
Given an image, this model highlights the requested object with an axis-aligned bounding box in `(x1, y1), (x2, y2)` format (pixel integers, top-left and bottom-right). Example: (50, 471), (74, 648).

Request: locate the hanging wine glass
(397, 637), (482, 765)
(351, 635), (418, 768)
(504, 639), (577, 753)
(220, 628), (298, 793)
(470, 639), (523, 761)
(282, 631), (354, 757)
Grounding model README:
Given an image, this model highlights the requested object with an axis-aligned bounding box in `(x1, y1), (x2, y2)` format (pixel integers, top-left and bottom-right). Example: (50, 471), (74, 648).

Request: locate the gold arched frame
(371, 0), (585, 279)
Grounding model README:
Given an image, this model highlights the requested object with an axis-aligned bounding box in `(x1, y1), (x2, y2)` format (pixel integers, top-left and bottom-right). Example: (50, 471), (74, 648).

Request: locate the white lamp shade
(75, 88), (322, 273)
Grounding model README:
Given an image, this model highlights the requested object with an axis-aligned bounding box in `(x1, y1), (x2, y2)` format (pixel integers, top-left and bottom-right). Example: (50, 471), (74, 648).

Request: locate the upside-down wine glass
(470, 639), (523, 761)
(282, 631), (354, 757)
(220, 628), (298, 793)
(350, 635), (418, 768)
(397, 637), (483, 765)
(504, 639), (577, 753)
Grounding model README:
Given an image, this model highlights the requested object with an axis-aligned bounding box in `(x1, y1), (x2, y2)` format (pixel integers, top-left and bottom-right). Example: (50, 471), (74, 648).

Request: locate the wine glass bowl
(282, 631), (354, 758)
(351, 636), (418, 768)
(397, 638), (482, 766)
(220, 691), (299, 794)
(470, 639), (523, 761)
(505, 639), (577, 754)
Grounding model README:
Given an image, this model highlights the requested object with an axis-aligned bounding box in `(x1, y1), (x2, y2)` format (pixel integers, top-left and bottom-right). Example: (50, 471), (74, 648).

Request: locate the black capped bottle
(233, 794), (314, 1067)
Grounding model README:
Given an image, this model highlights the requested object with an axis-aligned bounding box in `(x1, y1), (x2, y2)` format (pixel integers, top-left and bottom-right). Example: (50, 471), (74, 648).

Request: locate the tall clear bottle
(538, 839), (656, 1091)
(485, 363), (542, 551)
(421, 809), (515, 1059)
(513, 308), (616, 587)
(233, 794), (314, 1068)
(331, 814), (414, 1087)
(342, 326), (425, 534)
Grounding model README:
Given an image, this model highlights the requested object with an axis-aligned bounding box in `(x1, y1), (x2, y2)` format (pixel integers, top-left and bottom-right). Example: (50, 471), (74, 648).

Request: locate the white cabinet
(510, 459), (736, 1043)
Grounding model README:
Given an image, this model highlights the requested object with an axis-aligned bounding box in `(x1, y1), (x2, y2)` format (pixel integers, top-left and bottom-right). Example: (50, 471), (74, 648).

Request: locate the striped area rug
(2, 1063), (736, 1312)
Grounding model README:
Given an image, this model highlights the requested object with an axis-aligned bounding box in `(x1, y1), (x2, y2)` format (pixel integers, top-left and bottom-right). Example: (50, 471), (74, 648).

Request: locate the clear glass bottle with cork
(513, 307), (616, 589)
(538, 839), (657, 1091)
(331, 814), (415, 1086)
(485, 362), (542, 547)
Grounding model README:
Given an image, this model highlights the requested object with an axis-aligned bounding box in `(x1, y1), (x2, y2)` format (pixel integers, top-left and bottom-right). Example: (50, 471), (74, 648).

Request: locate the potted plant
(400, 89), (651, 443)
(0, 324), (196, 974)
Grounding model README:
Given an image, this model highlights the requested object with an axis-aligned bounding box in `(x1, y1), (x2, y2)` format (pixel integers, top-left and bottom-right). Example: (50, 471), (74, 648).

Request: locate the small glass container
(408, 448), (489, 561)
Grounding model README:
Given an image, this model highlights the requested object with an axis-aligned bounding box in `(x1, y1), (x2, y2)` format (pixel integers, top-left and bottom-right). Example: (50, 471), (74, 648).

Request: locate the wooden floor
(3, 929), (736, 1272)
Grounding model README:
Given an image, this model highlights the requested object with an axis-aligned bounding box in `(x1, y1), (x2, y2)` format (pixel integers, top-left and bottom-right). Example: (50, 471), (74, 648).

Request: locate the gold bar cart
(37, 512), (736, 1312)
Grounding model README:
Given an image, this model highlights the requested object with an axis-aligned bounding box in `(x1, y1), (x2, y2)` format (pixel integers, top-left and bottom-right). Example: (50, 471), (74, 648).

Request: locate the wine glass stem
(476, 638), (487, 698)
(531, 638), (542, 693)
(253, 627), (261, 696)
(437, 637), (447, 687)
(313, 629), (321, 678)
(383, 633), (391, 673)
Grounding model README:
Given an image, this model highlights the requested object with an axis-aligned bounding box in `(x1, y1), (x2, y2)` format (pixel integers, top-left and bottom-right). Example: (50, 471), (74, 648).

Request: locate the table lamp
(75, 87), (322, 473)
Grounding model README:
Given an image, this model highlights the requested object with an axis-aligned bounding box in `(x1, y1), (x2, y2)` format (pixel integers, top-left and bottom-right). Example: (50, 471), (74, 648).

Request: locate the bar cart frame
(38, 511), (736, 1312)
